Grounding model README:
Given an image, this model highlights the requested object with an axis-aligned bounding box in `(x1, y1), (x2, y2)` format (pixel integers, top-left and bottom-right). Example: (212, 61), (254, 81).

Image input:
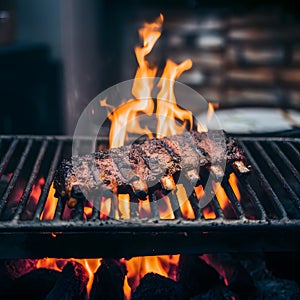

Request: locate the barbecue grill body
(0, 135), (299, 258)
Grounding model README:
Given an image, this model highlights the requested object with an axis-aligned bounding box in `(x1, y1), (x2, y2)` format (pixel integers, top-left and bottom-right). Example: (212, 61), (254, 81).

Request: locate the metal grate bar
(255, 141), (300, 209)
(211, 196), (224, 218)
(92, 195), (101, 220)
(74, 200), (84, 221)
(221, 178), (245, 218)
(188, 191), (203, 219)
(13, 140), (49, 221)
(238, 176), (267, 220)
(1, 135), (300, 255)
(285, 142), (300, 163)
(270, 142), (300, 184)
(54, 196), (66, 220)
(198, 178), (215, 210)
(128, 189), (139, 219)
(149, 193), (160, 219)
(0, 140), (33, 217)
(109, 195), (118, 219)
(0, 139), (18, 178)
(168, 190), (183, 219)
(34, 141), (63, 220)
(239, 141), (288, 219)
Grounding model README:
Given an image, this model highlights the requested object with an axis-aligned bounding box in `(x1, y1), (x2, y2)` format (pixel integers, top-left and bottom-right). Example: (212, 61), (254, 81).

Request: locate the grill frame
(0, 135), (300, 258)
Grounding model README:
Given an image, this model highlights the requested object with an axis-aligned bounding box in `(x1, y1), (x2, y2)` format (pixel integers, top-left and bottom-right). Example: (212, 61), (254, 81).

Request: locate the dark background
(0, 0), (299, 135)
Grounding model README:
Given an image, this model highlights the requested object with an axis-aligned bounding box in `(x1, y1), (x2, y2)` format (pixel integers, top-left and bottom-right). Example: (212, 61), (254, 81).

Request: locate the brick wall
(130, 8), (300, 109)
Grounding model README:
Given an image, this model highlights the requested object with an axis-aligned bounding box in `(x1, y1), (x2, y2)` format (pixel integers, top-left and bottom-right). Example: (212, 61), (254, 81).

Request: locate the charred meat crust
(53, 130), (248, 200)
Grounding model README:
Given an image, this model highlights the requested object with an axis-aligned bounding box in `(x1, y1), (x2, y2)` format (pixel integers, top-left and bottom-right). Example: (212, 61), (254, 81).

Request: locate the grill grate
(0, 135), (300, 258)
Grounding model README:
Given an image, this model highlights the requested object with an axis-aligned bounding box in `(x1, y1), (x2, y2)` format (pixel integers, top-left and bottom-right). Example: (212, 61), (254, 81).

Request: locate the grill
(0, 135), (300, 259)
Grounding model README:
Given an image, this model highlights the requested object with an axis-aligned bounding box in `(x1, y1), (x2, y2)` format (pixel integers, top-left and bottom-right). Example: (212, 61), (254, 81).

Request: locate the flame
(228, 172), (241, 201)
(207, 102), (216, 121)
(25, 178), (45, 213)
(118, 194), (130, 219)
(203, 206), (217, 219)
(30, 178), (45, 203)
(157, 194), (175, 219)
(176, 184), (195, 219)
(36, 258), (101, 297)
(104, 15), (163, 148)
(139, 197), (152, 218)
(212, 172), (241, 210)
(156, 59), (193, 138)
(101, 14), (196, 147)
(212, 181), (230, 210)
(124, 255), (180, 298)
(41, 182), (57, 220)
(100, 197), (111, 219)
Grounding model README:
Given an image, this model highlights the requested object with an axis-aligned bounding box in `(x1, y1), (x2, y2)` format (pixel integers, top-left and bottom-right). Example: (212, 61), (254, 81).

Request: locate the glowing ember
(203, 206), (217, 219)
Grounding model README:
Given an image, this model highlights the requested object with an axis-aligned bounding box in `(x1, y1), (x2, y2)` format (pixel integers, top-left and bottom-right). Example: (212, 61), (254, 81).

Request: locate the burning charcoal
(90, 258), (126, 300)
(2, 268), (60, 300)
(5, 259), (38, 278)
(201, 253), (255, 299)
(177, 255), (221, 298)
(54, 130), (249, 204)
(190, 286), (239, 300)
(250, 278), (300, 300)
(45, 261), (88, 300)
(131, 273), (184, 300)
(1, 200), (19, 220)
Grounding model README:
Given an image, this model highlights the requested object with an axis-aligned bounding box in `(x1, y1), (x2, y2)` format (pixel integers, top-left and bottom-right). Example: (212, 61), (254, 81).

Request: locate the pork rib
(53, 130), (249, 205)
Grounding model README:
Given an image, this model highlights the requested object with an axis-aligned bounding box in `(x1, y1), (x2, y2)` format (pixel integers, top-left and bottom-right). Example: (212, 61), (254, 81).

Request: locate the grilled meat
(53, 130), (249, 204)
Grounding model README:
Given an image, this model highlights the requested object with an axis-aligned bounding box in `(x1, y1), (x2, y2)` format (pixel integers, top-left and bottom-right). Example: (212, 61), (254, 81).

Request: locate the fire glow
(11, 14), (242, 299)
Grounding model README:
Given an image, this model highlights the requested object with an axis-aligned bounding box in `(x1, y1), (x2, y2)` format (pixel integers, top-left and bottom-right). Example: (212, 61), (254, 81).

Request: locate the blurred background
(1, 0), (300, 135)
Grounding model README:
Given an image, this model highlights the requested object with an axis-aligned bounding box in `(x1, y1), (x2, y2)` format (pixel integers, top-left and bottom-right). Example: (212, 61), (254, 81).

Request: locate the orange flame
(36, 258), (101, 297)
(124, 254), (180, 299)
(228, 173), (241, 201)
(105, 15), (163, 148)
(26, 178), (45, 213)
(156, 59), (193, 138)
(101, 14), (197, 148)
(41, 182), (57, 220)
(212, 172), (241, 210)
(176, 184), (195, 219)
(212, 181), (230, 210)
(139, 197), (152, 218)
(118, 194), (130, 219)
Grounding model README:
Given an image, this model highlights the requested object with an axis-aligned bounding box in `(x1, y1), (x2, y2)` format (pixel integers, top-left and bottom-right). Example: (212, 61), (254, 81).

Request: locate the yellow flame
(40, 182), (57, 220)
(125, 254), (180, 296)
(156, 59), (193, 138)
(105, 15), (163, 148)
(228, 172), (241, 200)
(176, 184), (195, 219)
